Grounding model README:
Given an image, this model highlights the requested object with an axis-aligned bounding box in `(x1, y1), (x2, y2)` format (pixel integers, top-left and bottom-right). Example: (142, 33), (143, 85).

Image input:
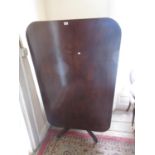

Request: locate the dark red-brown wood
(26, 18), (121, 132)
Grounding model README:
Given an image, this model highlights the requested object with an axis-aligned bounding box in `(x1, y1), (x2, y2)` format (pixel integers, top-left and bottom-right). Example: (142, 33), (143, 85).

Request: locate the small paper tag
(64, 21), (69, 25)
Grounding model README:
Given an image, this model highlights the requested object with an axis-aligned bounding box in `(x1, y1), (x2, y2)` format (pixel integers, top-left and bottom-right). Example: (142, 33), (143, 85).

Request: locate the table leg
(87, 130), (98, 143)
(57, 128), (70, 138)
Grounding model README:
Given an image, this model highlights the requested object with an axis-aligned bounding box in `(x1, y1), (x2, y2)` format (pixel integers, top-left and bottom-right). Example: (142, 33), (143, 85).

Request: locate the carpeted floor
(37, 129), (134, 155)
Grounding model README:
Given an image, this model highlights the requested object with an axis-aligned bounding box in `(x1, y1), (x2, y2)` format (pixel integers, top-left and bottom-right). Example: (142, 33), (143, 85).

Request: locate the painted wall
(44, 0), (110, 20)
(109, 0), (137, 109)
(19, 0), (47, 47)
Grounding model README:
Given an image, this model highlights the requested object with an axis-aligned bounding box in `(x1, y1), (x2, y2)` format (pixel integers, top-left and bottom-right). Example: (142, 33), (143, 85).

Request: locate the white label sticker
(64, 21), (69, 25)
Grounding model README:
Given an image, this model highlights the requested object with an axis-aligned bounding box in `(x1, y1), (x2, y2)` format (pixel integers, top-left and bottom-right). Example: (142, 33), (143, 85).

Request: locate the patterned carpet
(37, 129), (135, 155)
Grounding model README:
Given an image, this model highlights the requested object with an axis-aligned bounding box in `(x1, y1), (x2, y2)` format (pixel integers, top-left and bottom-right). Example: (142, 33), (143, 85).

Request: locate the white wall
(109, 1), (137, 109)
(44, 0), (110, 20)
(19, 0), (47, 47)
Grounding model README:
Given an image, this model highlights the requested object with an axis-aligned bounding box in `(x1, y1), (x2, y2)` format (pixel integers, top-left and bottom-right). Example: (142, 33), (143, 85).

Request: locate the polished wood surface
(26, 18), (121, 132)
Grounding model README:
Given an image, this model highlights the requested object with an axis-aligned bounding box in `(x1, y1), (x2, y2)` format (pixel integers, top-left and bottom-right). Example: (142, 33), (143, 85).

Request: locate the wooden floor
(96, 109), (134, 138)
